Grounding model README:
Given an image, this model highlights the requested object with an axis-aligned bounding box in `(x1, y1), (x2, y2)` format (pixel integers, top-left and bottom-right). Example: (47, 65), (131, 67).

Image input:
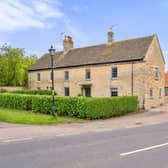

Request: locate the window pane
(112, 67), (118, 79)
(64, 87), (70, 96)
(165, 87), (168, 96)
(64, 71), (69, 81)
(154, 67), (159, 80)
(150, 88), (153, 98)
(84, 87), (91, 97)
(111, 88), (118, 96)
(85, 69), (91, 80)
(37, 73), (40, 81)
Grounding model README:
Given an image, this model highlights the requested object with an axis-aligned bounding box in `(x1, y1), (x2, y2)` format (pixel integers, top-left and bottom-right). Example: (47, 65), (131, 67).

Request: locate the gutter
(28, 58), (144, 72)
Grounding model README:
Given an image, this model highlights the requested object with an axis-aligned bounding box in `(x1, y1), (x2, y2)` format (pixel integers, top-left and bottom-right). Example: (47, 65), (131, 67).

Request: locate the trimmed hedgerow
(32, 95), (51, 114)
(31, 96), (82, 116)
(0, 93), (33, 111)
(0, 93), (138, 119)
(77, 96), (138, 119)
(9, 90), (56, 95)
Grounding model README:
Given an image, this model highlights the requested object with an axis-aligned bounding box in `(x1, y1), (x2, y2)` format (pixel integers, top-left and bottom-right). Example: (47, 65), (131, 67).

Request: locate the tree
(0, 44), (37, 87)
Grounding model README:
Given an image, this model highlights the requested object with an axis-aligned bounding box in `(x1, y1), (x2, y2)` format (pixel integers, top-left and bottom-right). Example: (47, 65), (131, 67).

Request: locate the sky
(0, 0), (168, 70)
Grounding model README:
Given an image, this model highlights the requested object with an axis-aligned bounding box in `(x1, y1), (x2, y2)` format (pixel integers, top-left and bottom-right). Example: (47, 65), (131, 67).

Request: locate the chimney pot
(63, 35), (73, 52)
(107, 28), (114, 44)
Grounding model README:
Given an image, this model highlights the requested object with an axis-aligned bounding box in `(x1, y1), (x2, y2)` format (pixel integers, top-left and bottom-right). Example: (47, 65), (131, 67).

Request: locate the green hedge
(9, 90), (56, 95)
(0, 94), (32, 111)
(0, 93), (138, 119)
(78, 96), (138, 119)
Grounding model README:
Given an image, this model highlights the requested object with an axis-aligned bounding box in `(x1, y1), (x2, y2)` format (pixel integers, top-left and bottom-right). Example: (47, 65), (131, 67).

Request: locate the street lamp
(49, 45), (56, 117)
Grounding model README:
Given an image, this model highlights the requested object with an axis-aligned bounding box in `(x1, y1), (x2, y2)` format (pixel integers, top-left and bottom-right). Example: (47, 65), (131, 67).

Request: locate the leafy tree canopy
(0, 44), (37, 86)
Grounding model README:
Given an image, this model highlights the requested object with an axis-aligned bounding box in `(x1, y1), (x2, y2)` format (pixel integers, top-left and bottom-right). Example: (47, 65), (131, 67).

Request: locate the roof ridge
(113, 34), (155, 44)
(68, 43), (106, 51)
(65, 34), (155, 52)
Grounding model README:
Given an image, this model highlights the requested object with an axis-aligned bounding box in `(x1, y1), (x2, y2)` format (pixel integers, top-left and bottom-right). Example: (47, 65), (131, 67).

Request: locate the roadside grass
(0, 108), (83, 125)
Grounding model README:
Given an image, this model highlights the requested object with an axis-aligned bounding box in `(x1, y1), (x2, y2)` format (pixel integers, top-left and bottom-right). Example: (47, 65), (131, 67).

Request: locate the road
(0, 123), (168, 168)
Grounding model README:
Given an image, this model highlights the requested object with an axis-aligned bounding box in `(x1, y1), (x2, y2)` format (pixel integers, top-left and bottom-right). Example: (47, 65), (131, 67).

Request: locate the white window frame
(111, 67), (118, 80)
(111, 87), (118, 96)
(85, 69), (91, 80)
(64, 87), (70, 96)
(64, 71), (69, 81)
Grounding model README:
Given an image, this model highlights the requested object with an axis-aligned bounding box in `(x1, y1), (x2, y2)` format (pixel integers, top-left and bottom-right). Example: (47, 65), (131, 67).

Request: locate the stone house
(28, 28), (165, 109)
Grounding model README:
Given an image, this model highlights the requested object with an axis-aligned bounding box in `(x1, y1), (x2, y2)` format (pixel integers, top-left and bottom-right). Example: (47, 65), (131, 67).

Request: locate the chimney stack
(107, 28), (114, 44)
(63, 35), (73, 52)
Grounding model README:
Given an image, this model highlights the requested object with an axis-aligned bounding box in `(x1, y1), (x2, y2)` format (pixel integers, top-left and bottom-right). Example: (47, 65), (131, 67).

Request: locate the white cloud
(0, 0), (63, 32)
(0, 0), (89, 53)
(33, 1), (63, 18)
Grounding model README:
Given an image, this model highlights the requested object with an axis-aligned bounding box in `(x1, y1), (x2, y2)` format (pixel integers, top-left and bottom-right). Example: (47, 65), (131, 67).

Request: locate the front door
(83, 87), (91, 97)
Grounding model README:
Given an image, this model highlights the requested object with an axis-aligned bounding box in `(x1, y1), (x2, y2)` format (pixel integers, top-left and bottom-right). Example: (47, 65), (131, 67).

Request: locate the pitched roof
(29, 35), (154, 71)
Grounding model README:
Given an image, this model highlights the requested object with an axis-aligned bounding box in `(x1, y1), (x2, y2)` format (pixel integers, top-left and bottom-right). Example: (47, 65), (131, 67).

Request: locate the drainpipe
(131, 62), (134, 96)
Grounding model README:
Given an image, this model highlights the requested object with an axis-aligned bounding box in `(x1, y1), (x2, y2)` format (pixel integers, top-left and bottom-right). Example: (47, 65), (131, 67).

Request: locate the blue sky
(0, 0), (168, 69)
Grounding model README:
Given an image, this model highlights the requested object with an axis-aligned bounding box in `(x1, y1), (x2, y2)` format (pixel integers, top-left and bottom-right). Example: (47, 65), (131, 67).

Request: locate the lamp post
(49, 45), (56, 117)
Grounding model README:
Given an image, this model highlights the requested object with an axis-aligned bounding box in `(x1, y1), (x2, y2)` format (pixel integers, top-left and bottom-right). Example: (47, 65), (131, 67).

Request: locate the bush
(0, 93), (32, 110)
(9, 90), (56, 95)
(78, 96), (138, 119)
(32, 96), (81, 116)
(0, 93), (138, 119)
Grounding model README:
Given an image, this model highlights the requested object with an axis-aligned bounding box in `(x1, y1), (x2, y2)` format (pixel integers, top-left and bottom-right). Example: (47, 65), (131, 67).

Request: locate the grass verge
(0, 108), (83, 125)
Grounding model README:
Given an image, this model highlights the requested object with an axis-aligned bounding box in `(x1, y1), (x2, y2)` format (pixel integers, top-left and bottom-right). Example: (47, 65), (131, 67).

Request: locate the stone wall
(144, 35), (165, 109)
(28, 61), (146, 108)
(0, 86), (25, 92)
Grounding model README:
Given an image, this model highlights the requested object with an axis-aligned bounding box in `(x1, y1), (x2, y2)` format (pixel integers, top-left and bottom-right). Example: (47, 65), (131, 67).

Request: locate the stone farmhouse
(28, 28), (165, 109)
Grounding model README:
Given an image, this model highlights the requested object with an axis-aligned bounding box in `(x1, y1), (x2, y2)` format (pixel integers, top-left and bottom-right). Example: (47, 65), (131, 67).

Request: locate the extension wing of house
(28, 28), (165, 109)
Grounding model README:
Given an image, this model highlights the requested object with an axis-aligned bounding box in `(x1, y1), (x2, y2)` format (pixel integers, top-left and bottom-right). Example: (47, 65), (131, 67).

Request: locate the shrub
(0, 93), (32, 110)
(31, 96), (81, 116)
(78, 96), (138, 119)
(32, 95), (51, 114)
(0, 93), (138, 119)
(9, 90), (57, 95)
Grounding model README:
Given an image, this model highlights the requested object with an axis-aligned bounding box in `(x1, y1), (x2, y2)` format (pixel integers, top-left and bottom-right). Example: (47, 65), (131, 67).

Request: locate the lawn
(0, 108), (83, 125)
